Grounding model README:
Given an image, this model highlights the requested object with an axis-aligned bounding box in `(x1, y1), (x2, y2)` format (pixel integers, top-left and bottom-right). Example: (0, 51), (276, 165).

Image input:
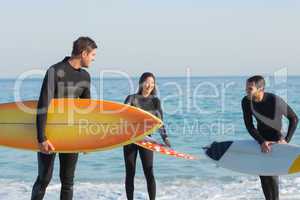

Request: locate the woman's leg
(139, 146), (156, 200)
(124, 144), (138, 200)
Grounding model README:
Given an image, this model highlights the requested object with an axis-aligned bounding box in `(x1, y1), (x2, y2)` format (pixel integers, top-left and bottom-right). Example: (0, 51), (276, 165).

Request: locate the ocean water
(0, 76), (300, 200)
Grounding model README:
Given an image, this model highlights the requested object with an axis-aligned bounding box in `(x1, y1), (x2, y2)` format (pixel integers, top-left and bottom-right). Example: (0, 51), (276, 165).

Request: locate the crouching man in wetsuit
(31, 37), (97, 200)
(241, 75), (298, 200)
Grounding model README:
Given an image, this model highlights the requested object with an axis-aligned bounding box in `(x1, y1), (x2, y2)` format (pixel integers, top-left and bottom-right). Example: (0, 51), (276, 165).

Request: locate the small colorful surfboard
(136, 137), (197, 160)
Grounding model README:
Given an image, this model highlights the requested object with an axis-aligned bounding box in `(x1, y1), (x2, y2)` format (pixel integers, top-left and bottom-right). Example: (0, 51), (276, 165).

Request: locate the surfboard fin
(204, 141), (233, 161)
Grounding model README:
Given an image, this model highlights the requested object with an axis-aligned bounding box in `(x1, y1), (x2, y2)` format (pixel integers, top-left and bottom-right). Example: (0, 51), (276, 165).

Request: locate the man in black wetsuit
(241, 75), (298, 200)
(31, 37), (97, 200)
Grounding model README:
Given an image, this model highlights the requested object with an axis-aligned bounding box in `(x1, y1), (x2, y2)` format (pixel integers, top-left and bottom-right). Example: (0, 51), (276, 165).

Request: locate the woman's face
(142, 76), (155, 95)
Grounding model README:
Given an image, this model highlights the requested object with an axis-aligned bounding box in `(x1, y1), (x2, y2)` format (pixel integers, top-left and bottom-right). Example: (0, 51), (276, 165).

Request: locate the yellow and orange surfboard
(0, 98), (162, 153)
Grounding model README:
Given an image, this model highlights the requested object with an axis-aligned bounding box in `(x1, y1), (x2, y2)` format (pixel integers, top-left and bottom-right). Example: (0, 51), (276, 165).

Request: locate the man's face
(81, 49), (97, 68)
(246, 81), (260, 99)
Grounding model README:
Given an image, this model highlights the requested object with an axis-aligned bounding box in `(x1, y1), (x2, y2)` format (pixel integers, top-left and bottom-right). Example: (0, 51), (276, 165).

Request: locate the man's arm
(278, 97), (299, 142)
(241, 99), (266, 144)
(80, 73), (91, 99)
(36, 67), (56, 143)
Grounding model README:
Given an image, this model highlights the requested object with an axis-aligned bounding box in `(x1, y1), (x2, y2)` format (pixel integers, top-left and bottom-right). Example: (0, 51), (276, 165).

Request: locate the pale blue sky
(0, 0), (300, 77)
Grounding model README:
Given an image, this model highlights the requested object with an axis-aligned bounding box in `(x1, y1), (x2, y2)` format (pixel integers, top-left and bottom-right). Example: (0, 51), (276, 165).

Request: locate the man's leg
(31, 152), (56, 200)
(59, 153), (79, 200)
(259, 176), (279, 200)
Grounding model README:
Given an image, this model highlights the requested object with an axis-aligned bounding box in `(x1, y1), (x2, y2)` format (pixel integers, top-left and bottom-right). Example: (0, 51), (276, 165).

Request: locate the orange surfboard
(0, 98), (162, 153)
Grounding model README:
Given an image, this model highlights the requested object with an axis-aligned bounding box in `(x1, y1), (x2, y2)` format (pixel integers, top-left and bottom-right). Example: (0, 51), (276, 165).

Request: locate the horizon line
(0, 74), (300, 80)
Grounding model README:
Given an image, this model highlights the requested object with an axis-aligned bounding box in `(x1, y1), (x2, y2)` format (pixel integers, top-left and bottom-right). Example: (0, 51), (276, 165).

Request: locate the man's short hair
(247, 75), (265, 89)
(72, 36), (97, 56)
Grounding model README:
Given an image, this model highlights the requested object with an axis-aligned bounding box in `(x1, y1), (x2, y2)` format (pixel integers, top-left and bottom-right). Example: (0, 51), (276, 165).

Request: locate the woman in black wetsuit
(123, 72), (171, 200)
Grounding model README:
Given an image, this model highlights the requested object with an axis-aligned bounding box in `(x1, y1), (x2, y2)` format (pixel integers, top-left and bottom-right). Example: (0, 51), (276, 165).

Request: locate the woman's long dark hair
(137, 72), (157, 95)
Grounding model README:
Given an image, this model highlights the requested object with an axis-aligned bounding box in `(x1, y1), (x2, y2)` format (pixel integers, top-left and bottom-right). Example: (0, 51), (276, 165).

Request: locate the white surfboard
(204, 140), (300, 176)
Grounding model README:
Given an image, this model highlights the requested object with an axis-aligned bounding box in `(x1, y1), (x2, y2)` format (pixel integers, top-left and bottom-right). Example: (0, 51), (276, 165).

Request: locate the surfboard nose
(204, 141), (233, 161)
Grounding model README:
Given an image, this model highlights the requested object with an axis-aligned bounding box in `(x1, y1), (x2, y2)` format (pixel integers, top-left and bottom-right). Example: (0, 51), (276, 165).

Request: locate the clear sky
(0, 0), (300, 78)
